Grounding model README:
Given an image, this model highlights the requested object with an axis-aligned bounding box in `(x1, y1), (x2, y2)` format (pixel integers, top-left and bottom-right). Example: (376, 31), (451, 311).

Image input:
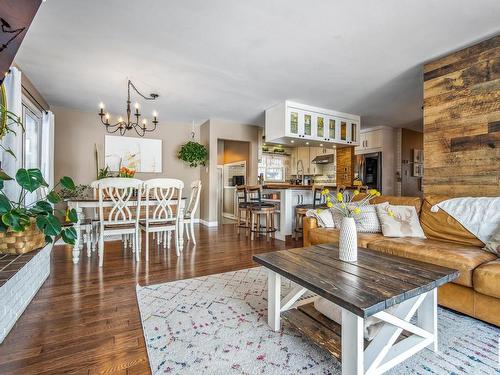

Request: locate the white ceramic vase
(339, 217), (358, 262)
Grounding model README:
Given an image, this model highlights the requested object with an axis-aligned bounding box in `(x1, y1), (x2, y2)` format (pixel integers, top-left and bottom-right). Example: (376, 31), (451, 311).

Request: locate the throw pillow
(483, 230), (500, 256)
(376, 202), (426, 238)
(330, 204), (381, 233)
(306, 208), (335, 228)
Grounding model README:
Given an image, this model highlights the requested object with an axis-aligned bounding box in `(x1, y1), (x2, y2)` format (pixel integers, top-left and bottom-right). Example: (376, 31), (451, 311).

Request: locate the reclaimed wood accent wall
(336, 147), (354, 187)
(423, 35), (500, 196)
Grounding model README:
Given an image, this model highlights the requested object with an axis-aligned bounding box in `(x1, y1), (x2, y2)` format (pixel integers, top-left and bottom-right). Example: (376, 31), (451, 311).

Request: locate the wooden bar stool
(246, 185), (277, 241)
(235, 185), (250, 235)
(294, 184), (329, 239)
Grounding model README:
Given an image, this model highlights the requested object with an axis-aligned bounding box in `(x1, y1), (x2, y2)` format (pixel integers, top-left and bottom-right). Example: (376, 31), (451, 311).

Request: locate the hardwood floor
(0, 224), (302, 374)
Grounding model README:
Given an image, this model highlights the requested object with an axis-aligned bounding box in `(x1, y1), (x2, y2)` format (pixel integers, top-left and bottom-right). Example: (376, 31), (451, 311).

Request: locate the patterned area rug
(136, 267), (499, 374)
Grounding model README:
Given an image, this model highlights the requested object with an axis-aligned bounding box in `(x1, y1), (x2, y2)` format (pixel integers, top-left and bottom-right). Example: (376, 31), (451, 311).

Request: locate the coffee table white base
(267, 270), (438, 375)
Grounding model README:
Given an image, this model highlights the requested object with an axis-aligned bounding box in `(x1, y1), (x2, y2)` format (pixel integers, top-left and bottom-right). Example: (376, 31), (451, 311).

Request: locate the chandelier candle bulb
(97, 79), (159, 136)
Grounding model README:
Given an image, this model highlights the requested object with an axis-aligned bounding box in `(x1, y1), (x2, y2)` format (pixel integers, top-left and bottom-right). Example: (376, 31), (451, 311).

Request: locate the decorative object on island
(320, 188), (380, 261)
(98, 79), (159, 137)
(177, 141), (208, 167)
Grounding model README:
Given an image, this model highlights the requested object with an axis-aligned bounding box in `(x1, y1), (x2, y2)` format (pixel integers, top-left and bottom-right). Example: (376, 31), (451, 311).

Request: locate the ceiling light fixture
(98, 80), (159, 137)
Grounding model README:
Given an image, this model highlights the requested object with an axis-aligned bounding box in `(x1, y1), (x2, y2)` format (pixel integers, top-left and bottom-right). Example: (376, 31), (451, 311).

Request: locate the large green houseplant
(0, 100), (78, 248)
(177, 141), (208, 167)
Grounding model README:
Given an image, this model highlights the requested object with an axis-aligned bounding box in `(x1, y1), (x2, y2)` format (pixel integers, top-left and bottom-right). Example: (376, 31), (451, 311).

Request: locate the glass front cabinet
(279, 102), (360, 145)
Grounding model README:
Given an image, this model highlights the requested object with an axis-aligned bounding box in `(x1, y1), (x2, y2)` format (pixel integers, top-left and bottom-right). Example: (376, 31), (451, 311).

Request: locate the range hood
(312, 154), (335, 164)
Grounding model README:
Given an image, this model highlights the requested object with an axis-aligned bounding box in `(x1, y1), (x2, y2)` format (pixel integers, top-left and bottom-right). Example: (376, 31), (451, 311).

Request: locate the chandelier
(98, 80), (159, 137)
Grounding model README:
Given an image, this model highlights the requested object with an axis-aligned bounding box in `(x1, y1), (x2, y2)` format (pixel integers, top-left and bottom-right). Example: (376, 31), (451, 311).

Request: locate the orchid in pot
(321, 188), (380, 261)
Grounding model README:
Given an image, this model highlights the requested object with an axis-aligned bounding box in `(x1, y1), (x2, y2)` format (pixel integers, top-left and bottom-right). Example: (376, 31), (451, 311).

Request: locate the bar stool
(235, 185), (250, 235)
(294, 184), (330, 239)
(247, 185), (277, 241)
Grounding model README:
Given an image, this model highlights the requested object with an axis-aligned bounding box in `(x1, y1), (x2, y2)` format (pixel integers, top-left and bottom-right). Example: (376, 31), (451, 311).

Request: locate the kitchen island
(261, 184), (316, 241)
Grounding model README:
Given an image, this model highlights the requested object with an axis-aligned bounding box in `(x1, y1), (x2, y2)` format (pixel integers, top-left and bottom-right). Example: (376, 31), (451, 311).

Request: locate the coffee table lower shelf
(283, 303), (412, 362)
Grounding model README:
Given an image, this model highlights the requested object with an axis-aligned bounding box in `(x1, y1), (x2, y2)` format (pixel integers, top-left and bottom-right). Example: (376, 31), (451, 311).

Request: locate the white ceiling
(15, 0), (500, 129)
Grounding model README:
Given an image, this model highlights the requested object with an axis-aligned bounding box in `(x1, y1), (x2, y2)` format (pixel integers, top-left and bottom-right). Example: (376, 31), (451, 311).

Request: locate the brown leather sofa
(303, 195), (500, 327)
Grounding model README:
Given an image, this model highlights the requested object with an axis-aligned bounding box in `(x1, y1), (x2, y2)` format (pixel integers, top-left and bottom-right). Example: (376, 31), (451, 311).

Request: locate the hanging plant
(177, 141), (208, 167)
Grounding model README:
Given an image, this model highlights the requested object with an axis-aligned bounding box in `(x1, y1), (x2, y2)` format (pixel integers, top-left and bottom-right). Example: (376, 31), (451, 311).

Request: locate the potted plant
(0, 101), (78, 253)
(0, 170), (79, 253)
(177, 141), (208, 167)
(320, 188), (380, 262)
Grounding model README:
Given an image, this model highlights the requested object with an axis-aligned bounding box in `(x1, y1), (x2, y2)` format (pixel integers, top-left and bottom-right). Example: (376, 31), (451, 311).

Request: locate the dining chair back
(141, 178), (184, 259)
(97, 177), (143, 267)
(183, 180), (202, 245)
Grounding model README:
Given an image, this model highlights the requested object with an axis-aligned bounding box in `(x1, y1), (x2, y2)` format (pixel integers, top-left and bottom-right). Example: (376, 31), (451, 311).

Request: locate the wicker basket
(0, 219), (46, 254)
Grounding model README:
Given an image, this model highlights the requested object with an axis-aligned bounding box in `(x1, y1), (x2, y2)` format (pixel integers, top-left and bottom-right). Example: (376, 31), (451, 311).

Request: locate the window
(21, 96), (43, 204)
(23, 104), (42, 169)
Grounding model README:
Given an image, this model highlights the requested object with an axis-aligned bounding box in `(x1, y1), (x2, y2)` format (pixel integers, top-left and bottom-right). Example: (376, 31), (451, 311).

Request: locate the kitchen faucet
(297, 159), (304, 185)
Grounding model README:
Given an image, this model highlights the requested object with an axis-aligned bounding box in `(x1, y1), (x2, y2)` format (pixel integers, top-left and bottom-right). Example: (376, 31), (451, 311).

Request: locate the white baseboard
(199, 219), (218, 227)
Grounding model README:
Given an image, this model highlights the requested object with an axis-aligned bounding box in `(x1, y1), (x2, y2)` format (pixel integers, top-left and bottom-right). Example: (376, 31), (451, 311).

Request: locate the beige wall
(199, 119), (259, 223)
(53, 106), (201, 197)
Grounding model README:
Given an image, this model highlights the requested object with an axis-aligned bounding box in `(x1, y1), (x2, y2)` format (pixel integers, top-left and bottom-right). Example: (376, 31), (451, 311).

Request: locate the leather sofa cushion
(308, 227), (384, 248)
(367, 237), (496, 287)
(420, 195), (483, 247)
(353, 194), (422, 214)
(474, 292), (500, 327)
(473, 259), (500, 298)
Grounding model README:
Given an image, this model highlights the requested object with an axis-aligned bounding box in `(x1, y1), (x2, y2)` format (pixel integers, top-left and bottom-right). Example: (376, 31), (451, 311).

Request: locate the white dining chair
(183, 180), (202, 245)
(97, 177), (143, 267)
(140, 178), (184, 260)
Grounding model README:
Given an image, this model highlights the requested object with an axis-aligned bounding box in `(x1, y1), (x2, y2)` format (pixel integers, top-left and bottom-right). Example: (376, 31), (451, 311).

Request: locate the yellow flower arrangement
(387, 209), (394, 217)
(320, 188), (380, 219)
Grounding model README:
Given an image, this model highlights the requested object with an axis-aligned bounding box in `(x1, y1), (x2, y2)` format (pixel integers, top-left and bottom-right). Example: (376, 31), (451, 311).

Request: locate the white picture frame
(104, 135), (162, 173)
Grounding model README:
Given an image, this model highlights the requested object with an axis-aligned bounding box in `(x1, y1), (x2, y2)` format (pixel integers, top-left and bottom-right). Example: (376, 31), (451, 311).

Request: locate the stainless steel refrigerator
(355, 152), (382, 191)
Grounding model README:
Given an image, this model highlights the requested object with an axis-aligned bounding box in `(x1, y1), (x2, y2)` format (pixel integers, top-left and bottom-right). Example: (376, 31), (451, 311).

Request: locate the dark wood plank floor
(0, 224), (301, 374)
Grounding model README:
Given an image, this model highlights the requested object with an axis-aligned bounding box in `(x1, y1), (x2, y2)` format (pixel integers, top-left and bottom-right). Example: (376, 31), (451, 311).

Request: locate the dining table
(66, 197), (186, 264)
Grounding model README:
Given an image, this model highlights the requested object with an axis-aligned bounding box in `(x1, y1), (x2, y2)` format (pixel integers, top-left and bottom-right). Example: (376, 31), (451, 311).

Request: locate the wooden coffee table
(253, 244), (459, 375)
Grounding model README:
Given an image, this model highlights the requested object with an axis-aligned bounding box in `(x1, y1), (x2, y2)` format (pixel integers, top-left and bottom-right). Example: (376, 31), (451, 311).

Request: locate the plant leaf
(47, 191), (61, 204)
(15, 168), (48, 192)
(61, 226), (77, 245)
(60, 176), (76, 190)
(67, 208), (78, 223)
(2, 212), (24, 232)
(0, 170), (13, 180)
(45, 235), (53, 244)
(0, 193), (11, 214)
(37, 214), (61, 236)
(35, 201), (53, 214)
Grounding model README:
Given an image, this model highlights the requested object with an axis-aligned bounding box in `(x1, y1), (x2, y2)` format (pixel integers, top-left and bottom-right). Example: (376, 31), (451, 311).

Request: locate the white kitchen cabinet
(309, 147), (321, 175)
(297, 146), (310, 174)
(265, 101), (360, 146)
(355, 127), (387, 153)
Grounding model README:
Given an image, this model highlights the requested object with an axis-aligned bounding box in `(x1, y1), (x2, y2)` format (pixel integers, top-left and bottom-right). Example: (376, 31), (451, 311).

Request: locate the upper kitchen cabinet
(355, 126), (393, 154)
(265, 101), (360, 146)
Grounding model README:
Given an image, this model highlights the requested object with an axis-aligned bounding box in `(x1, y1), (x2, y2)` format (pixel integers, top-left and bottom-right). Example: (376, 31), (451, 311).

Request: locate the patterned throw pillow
(375, 202), (426, 238)
(306, 208), (335, 228)
(483, 230), (500, 256)
(330, 204), (381, 233)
